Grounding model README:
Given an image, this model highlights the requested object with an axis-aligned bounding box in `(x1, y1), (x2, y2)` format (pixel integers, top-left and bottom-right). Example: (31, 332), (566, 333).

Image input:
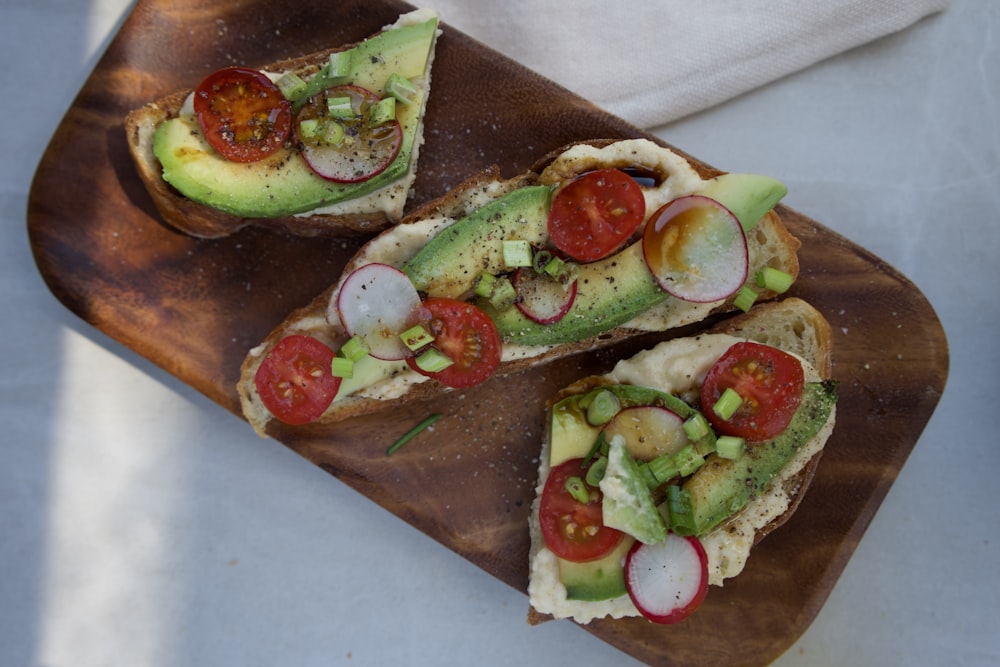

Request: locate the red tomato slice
(254, 335), (341, 425)
(547, 168), (646, 262)
(405, 298), (502, 389)
(701, 341), (805, 441)
(295, 84), (402, 183)
(539, 458), (625, 562)
(193, 67), (292, 163)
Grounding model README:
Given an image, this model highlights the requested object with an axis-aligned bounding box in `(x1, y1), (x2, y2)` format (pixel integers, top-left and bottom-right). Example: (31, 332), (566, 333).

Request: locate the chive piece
(385, 72), (417, 104)
(330, 356), (354, 379)
(276, 71), (308, 100)
(298, 118), (321, 138)
(488, 276), (518, 311)
(665, 485), (697, 535)
(474, 272), (497, 298)
(367, 96), (396, 127)
(327, 96), (354, 119)
(733, 285), (758, 313)
(715, 435), (746, 460)
(675, 444), (705, 477)
(582, 430), (608, 468)
(322, 121), (345, 146)
(683, 412), (711, 441)
(585, 456), (608, 487)
(585, 389), (620, 426)
(646, 455), (679, 487)
(386, 413), (443, 456)
(341, 335), (370, 362)
(414, 347), (453, 373)
(532, 250), (553, 274)
(543, 255), (566, 279)
(755, 267), (794, 294)
(400, 324), (434, 352)
(565, 476), (590, 504)
(502, 239), (533, 268)
(713, 387), (743, 420)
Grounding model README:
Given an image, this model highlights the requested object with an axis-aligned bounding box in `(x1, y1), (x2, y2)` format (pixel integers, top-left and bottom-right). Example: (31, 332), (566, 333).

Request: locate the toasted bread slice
(237, 138), (802, 437)
(125, 9), (440, 239)
(526, 297), (836, 624)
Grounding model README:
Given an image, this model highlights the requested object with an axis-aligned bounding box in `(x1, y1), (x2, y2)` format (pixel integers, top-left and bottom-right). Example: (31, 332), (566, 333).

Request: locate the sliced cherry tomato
(255, 335), (341, 425)
(193, 66), (292, 163)
(295, 84), (402, 183)
(701, 341), (805, 441)
(547, 168), (646, 262)
(405, 298), (502, 389)
(539, 458), (625, 563)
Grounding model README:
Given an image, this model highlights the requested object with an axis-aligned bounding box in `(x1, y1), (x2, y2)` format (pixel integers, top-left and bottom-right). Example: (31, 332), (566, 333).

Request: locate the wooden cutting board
(27, 1), (948, 664)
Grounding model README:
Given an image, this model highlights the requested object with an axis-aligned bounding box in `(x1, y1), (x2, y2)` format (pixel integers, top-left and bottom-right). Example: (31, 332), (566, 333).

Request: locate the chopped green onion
(487, 276), (517, 311)
(330, 356), (354, 379)
(582, 431), (609, 468)
(290, 49), (354, 107)
(367, 96), (396, 127)
(543, 255), (567, 280)
(585, 389), (620, 426)
(400, 324), (434, 352)
(322, 120), (345, 146)
(733, 285), (758, 313)
(564, 476), (590, 504)
(715, 435), (746, 460)
(713, 387), (743, 420)
(502, 239), (533, 268)
(326, 96), (354, 119)
(755, 267), (795, 294)
(683, 412), (711, 441)
(532, 250), (553, 274)
(341, 335), (370, 362)
(675, 444), (705, 477)
(414, 347), (453, 373)
(474, 272), (497, 298)
(665, 485), (697, 535)
(276, 71), (307, 100)
(298, 118), (321, 138)
(585, 456), (608, 487)
(384, 72), (417, 104)
(386, 413), (443, 456)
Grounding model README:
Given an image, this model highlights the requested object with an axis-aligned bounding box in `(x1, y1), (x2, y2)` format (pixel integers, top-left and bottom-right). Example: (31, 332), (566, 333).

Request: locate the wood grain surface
(27, 1), (948, 664)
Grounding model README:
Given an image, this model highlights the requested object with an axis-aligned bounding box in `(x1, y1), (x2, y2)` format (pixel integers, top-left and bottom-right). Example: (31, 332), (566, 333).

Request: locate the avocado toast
(526, 298), (836, 624)
(125, 8), (440, 238)
(236, 138), (802, 437)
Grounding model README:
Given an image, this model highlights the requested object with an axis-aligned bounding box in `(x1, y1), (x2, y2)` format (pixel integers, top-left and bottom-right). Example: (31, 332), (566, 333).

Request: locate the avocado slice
(152, 15), (438, 218)
(402, 185), (552, 298)
(601, 435), (669, 544)
(672, 380), (837, 536)
(558, 536), (634, 602)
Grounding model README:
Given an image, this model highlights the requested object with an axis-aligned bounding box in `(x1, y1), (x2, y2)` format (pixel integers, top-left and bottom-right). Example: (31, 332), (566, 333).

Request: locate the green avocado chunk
(558, 536), (634, 601)
(600, 435), (669, 544)
(402, 185), (552, 298)
(671, 380), (838, 536)
(152, 15), (438, 218)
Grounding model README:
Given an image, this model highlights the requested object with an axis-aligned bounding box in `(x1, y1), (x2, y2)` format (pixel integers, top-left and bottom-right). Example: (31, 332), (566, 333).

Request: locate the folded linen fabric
(431, 0), (951, 128)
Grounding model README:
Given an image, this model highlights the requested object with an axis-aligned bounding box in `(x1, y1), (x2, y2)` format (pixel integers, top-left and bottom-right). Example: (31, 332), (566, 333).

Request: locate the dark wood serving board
(27, 1), (949, 664)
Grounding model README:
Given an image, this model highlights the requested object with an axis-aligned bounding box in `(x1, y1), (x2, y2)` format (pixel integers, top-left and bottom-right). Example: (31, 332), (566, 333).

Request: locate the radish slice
(625, 532), (709, 624)
(295, 85), (402, 183)
(335, 263), (421, 360)
(642, 195), (748, 303)
(602, 405), (689, 461)
(511, 267), (578, 324)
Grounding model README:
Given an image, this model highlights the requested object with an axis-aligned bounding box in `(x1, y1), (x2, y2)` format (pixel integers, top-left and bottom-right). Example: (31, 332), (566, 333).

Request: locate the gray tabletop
(3, 1), (996, 665)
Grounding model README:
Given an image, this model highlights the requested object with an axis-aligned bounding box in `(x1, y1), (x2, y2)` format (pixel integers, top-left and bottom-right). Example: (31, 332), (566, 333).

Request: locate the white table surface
(3, 1), (997, 665)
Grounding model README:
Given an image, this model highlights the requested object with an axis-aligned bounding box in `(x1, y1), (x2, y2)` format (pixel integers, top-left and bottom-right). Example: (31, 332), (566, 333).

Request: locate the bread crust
(125, 19), (436, 239)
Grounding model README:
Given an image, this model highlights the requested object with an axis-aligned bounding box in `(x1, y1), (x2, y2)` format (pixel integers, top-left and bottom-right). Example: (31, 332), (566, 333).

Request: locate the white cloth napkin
(430, 0), (951, 128)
